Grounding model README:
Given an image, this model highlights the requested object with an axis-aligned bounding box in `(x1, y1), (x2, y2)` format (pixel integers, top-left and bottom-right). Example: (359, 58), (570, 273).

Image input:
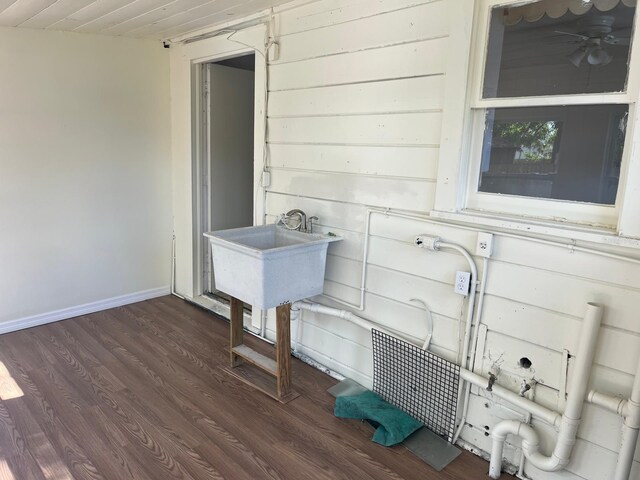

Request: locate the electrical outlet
(454, 271), (471, 296)
(476, 232), (494, 258)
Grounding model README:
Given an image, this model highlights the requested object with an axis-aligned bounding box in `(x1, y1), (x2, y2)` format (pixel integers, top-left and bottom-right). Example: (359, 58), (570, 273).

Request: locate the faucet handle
(307, 216), (319, 233)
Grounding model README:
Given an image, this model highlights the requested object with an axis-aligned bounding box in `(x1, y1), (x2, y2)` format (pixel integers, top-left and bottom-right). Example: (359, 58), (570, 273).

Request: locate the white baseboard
(0, 286), (170, 335)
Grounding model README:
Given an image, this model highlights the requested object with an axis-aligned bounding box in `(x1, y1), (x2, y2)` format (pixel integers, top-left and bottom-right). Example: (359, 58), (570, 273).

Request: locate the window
(465, 0), (638, 227)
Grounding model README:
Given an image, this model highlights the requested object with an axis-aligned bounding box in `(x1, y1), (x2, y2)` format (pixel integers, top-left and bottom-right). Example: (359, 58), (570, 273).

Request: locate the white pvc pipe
(295, 299), (564, 428)
(518, 384), (537, 478)
(615, 426), (639, 480)
(469, 257), (489, 371)
(489, 421), (540, 479)
(587, 390), (627, 416)
(489, 303), (603, 478)
(293, 301), (415, 345)
(586, 355), (640, 480)
(614, 355), (640, 480)
(295, 299), (617, 479)
(437, 241), (478, 368)
(453, 256), (489, 443)
(460, 369), (561, 427)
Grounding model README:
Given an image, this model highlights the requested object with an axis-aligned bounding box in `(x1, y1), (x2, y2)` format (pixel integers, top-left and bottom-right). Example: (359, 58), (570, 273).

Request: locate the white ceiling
(0, 0), (293, 41)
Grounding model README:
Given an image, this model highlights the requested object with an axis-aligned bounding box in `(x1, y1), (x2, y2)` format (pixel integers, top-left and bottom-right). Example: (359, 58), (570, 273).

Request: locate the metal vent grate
(372, 329), (460, 443)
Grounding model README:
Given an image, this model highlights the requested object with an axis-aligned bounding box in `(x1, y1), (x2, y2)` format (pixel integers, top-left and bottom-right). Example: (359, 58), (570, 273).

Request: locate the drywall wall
(0, 27), (172, 326)
(169, 1), (640, 478)
(207, 61), (255, 292)
(208, 62), (255, 233)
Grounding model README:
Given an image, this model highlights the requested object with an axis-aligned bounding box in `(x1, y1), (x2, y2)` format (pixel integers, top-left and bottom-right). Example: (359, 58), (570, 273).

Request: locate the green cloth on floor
(334, 391), (423, 446)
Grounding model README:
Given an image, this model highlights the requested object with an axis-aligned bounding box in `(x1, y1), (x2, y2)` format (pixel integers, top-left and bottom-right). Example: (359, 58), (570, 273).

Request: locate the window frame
(434, 0), (640, 239)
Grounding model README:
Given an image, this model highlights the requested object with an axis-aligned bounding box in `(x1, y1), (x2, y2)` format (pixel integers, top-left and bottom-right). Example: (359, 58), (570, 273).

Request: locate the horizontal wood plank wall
(262, 1), (640, 478)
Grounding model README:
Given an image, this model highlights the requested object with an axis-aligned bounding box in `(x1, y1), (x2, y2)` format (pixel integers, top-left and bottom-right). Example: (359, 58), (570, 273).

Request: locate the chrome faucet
(286, 209), (307, 232)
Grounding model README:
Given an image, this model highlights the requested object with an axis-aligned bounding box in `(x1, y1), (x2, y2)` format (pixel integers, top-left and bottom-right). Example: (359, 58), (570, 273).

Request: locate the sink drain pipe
(292, 301), (418, 346)
(488, 302), (603, 478)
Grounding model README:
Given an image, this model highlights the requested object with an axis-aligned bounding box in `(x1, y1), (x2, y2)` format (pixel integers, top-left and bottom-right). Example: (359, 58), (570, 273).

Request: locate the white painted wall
(208, 63), (255, 233)
(0, 27), (172, 327)
(169, 1), (640, 479)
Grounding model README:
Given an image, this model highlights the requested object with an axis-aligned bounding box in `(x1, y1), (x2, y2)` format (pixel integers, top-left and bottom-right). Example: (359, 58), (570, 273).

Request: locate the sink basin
(204, 224), (342, 309)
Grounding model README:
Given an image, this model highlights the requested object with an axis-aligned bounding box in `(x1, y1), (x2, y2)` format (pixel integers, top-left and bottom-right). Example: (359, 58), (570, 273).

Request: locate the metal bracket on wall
(558, 349), (570, 412)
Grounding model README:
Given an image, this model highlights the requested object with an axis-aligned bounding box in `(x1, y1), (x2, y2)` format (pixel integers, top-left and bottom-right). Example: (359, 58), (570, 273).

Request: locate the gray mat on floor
(328, 378), (461, 471)
(403, 426), (461, 471)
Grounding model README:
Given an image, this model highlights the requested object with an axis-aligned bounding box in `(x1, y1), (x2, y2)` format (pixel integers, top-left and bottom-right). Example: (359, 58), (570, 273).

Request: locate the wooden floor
(0, 295), (506, 480)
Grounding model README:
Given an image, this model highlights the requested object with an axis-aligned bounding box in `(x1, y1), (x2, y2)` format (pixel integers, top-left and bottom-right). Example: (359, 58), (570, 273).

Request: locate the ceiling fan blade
(554, 30), (590, 40)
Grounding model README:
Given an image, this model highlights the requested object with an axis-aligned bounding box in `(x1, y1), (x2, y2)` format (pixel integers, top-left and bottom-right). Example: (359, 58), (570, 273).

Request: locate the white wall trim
(0, 287), (170, 335)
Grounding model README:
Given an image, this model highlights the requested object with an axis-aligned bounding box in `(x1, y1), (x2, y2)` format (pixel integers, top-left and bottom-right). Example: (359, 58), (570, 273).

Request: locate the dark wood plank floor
(0, 295), (504, 480)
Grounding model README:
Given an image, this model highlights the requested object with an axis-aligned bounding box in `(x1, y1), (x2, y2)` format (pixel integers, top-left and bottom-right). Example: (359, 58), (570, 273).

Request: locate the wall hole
(519, 357), (532, 369)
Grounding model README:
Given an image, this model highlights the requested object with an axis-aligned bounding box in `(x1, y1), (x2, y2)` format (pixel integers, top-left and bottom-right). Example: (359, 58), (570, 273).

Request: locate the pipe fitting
(588, 390), (627, 416)
(413, 234), (441, 251)
(488, 303), (602, 478)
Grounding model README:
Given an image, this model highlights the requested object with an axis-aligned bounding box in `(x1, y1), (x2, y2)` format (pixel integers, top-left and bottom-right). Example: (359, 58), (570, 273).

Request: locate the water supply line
(488, 303), (603, 478)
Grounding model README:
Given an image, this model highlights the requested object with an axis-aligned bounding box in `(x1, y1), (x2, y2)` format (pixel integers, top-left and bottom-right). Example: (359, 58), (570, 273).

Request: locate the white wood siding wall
(255, 1), (640, 479)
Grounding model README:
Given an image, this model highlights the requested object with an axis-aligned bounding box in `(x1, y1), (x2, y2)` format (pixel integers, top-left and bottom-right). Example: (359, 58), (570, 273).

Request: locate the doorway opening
(200, 53), (256, 311)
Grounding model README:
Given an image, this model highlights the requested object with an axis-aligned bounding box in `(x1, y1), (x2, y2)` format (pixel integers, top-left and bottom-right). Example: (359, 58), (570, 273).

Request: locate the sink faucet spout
(285, 209), (307, 232)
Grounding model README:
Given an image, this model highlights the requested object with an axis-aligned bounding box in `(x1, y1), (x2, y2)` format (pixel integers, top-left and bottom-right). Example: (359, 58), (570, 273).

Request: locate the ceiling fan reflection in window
(555, 15), (631, 66)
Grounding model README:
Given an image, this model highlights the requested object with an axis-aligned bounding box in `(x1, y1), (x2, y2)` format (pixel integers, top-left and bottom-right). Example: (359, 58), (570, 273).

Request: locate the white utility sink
(204, 224), (342, 309)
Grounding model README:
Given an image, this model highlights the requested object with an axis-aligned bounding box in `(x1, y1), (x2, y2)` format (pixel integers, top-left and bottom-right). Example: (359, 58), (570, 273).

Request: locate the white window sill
(429, 209), (640, 251)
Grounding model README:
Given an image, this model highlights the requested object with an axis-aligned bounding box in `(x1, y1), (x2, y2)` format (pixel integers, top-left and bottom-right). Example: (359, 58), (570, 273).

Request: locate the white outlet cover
(476, 232), (494, 258)
(454, 271), (471, 295)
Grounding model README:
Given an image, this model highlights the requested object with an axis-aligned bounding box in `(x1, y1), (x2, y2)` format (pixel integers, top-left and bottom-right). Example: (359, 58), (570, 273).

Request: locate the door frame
(169, 24), (267, 330)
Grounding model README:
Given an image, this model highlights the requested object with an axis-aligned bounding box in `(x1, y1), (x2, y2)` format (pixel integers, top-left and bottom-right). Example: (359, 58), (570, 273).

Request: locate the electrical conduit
(453, 256), (489, 443)
(488, 302), (603, 478)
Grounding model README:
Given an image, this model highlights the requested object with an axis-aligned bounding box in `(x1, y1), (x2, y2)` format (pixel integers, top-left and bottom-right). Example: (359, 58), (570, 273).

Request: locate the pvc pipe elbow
(491, 420), (522, 441)
(489, 421), (540, 479)
(526, 451), (565, 472)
